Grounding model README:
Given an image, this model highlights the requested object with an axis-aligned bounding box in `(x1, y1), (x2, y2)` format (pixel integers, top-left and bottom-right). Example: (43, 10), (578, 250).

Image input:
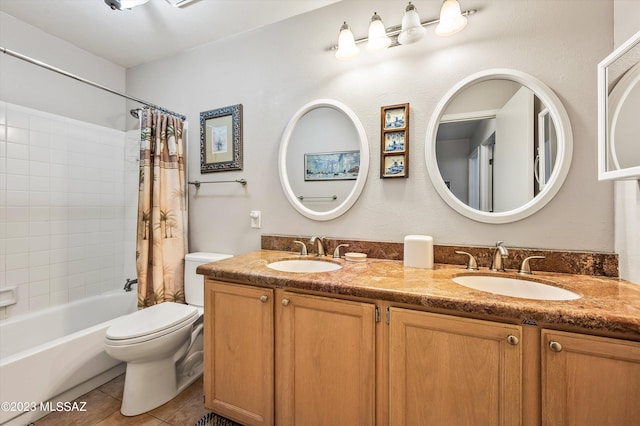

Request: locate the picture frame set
(380, 103), (409, 178)
(200, 104), (243, 173)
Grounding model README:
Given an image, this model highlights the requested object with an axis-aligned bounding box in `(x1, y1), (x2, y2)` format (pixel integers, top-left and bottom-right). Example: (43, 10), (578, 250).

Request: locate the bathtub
(0, 289), (137, 426)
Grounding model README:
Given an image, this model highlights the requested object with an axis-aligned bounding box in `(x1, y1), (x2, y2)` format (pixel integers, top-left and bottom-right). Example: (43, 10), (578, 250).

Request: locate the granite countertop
(197, 250), (640, 339)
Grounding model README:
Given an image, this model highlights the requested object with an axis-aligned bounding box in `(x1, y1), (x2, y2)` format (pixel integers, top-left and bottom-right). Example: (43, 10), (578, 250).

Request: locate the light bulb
(335, 22), (360, 60)
(366, 13), (391, 52)
(398, 2), (426, 45)
(435, 0), (468, 37)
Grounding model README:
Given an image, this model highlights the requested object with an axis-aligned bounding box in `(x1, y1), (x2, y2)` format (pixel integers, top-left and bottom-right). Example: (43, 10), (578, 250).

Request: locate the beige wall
(126, 0), (614, 256)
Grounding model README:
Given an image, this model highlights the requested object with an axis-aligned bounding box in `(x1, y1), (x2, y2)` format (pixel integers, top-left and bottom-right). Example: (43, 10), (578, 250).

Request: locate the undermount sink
(452, 275), (581, 301)
(267, 259), (342, 273)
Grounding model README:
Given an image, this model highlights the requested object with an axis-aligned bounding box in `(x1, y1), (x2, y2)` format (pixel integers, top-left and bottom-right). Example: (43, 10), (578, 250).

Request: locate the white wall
(613, 0), (640, 283)
(0, 12), (127, 130)
(0, 13), (137, 319)
(127, 0), (614, 256)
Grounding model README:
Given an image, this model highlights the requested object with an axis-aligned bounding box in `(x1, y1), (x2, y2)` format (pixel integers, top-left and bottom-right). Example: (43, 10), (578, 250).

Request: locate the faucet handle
(333, 244), (349, 259)
(455, 251), (479, 270)
(519, 256), (545, 274)
(292, 240), (308, 256)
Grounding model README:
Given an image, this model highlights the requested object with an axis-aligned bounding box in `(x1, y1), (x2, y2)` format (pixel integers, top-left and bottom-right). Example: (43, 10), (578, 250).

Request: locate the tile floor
(35, 374), (208, 426)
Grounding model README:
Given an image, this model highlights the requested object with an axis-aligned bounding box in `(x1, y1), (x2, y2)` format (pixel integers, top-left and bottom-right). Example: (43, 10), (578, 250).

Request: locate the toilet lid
(106, 302), (199, 341)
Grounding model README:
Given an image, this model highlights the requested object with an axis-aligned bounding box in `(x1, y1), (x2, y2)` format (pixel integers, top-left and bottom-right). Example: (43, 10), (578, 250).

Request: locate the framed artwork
(200, 104), (243, 173)
(383, 155), (407, 178)
(380, 103), (409, 178)
(304, 150), (360, 181)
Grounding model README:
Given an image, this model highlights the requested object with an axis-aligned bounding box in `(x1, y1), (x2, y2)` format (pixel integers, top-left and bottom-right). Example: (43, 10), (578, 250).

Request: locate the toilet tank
(184, 252), (233, 307)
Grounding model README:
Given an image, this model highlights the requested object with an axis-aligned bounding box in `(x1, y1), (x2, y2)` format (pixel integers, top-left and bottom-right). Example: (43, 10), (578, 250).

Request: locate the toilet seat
(106, 302), (199, 346)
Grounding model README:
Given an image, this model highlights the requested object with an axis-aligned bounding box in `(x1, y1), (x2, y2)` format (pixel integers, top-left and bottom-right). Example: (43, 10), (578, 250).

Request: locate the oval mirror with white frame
(425, 69), (573, 224)
(598, 29), (640, 180)
(279, 99), (369, 221)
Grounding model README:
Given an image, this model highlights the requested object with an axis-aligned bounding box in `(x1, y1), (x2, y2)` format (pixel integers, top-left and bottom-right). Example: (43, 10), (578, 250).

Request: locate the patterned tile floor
(35, 374), (207, 426)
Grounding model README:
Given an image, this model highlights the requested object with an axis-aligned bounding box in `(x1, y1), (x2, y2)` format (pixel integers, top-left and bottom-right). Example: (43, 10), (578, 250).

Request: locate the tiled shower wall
(0, 101), (138, 320)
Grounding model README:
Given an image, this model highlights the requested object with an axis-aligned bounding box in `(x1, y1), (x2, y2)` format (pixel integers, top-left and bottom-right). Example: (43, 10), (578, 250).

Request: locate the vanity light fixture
(435, 0), (468, 36)
(330, 1), (475, 59)
(335, 21), (360, 60)
(367, 13), (392, 52)
(398, 2), (427, 45)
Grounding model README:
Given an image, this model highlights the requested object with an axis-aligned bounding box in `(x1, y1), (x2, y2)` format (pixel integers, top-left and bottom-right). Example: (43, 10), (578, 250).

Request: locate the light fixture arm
(328, 9), (476, 51)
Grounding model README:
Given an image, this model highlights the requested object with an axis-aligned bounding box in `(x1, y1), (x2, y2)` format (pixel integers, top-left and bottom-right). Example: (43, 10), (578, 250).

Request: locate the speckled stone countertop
(197, 250), (640, 340)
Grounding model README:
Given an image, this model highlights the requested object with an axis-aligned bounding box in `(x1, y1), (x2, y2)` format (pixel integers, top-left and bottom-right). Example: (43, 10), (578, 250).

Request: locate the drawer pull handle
(282, 298), (291, 306)
(549, 341), (563, 352)
(507, 335), (519, 345)
(259, 295), (268, 303)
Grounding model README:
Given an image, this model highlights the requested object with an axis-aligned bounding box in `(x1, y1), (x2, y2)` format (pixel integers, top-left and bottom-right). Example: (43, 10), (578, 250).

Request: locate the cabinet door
(276, 292), (376, 426)
(389, 308), (522, 426)
(541, 329), (640, 426)
(204, 280), (274, 426)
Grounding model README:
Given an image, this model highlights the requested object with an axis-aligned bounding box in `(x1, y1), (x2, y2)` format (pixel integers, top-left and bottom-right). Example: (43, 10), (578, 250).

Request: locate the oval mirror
(598, 29), (640, 180)
(425, 69), (573, 224)
(279, 99), (369, 221)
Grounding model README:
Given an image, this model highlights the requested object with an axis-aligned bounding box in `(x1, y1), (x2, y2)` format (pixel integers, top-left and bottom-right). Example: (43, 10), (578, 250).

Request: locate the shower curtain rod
(0, 46), (186, 121)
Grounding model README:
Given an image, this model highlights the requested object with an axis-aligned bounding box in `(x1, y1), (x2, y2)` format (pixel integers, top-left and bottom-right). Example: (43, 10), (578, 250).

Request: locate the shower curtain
(136, 109), (189, 307)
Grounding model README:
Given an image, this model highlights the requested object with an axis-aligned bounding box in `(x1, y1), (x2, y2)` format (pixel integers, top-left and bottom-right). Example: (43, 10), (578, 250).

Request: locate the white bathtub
(0, 289), (137, 426)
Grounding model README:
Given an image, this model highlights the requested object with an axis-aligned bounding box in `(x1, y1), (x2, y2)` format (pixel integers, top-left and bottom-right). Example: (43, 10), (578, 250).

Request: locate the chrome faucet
(490, 241), (509, 272)
(309, 236), (326, 257)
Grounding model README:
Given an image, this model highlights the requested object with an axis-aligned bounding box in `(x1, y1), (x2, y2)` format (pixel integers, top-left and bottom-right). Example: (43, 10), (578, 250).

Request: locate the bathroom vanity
(198, 249), (640, 426)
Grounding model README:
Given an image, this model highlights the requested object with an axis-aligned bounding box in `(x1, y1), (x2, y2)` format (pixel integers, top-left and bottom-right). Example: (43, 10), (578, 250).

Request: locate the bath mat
(195, 412), (243, 426)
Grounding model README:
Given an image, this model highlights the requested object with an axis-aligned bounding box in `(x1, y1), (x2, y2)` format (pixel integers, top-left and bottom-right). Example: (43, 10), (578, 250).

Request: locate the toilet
(104, 252), (232, 416)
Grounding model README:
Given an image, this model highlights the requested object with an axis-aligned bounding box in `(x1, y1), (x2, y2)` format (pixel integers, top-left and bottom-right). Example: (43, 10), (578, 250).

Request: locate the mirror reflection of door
(537, 108), (557, 192)
(435, 80), (555, 213)
(493, 86), (534, 211)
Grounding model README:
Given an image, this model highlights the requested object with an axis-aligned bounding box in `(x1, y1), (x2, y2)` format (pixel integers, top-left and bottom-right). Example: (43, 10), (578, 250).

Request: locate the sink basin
(267, 259), (342, 273)
(452, 275), (581, 301)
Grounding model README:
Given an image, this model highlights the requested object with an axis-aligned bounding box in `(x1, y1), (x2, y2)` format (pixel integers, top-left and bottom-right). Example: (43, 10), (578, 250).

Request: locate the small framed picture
(382, 155), (406, 177)
(383, 131), (406, 153)
(200, 104), (243, 173)
(380, 103), (409, 178)
(304, 150), (360, 181)
(383, 107), (407, 130)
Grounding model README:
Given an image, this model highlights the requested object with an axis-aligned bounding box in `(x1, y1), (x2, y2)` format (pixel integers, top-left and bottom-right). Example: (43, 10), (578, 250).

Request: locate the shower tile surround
(261, 235), (619, 277)
(0, 101), (138, 320)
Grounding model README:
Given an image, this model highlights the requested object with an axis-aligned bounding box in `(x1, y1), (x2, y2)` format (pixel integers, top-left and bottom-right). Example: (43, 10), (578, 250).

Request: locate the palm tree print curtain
(137, 109), (188, 307)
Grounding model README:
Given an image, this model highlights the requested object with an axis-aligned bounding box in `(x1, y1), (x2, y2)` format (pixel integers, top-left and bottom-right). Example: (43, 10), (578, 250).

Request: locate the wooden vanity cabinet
(203, 277), (640, 426)
(276, 291), (376, 426)
(204, 280), (376, 426)
(541, 329), (640, 426)
(203, 280), (275, 426)
(387, 308), (523, 426)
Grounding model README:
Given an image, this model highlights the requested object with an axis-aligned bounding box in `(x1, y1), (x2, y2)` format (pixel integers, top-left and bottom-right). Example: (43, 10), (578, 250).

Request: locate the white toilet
(104, 252), (232, 416)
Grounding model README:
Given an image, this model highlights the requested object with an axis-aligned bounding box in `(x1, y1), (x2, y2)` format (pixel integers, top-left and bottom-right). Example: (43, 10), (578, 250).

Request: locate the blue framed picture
(304, 150), (360, 181)
(381, 103), (409, 178)
(383, 131), (406, 153)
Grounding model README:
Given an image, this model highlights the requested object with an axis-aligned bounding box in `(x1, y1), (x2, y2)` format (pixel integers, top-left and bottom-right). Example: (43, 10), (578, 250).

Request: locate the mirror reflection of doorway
(436, 85), (557, 213)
